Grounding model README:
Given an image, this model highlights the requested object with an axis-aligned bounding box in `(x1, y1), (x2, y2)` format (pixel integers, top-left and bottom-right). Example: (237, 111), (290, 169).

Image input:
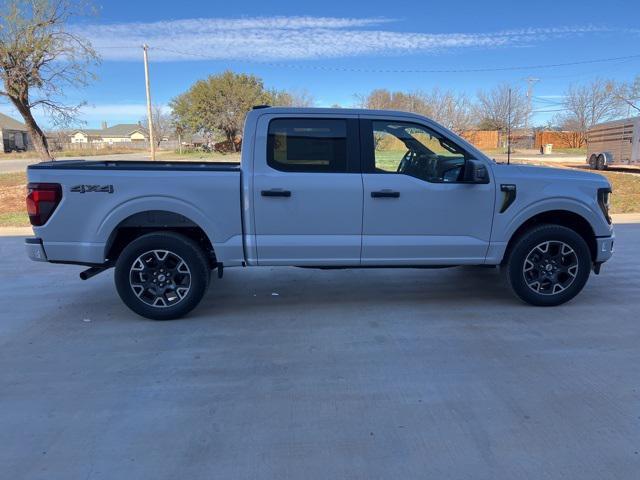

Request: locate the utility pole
(507, 88), (512, 165)
(524, 77), (540, 130)
(142, 44), (156, 161)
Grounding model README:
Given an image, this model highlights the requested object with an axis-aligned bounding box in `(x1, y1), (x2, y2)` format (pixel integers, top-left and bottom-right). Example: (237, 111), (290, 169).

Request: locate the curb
(0, 227), (33, 236)
(612, 213), (640, 224)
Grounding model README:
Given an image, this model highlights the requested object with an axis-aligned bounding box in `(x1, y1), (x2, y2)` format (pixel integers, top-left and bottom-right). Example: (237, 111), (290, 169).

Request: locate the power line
(150, 47), (640, 74)
(532, 96), (565, 106)
(532, 108), (568, 113)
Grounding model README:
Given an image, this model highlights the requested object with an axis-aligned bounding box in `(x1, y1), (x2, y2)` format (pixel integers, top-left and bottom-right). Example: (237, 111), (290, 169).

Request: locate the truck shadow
(196, 266), (522, 317)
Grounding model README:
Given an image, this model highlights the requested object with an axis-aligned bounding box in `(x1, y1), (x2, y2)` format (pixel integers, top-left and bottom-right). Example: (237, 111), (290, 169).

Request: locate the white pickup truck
(25, 107), (615, 319)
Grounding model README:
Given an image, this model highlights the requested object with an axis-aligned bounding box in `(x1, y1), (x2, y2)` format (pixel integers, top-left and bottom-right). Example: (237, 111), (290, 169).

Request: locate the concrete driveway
(1, 225), (639, 479)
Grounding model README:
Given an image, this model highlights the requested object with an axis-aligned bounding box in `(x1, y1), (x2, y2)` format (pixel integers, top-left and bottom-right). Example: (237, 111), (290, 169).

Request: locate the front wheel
(114, 232), (210, 320)
(505, 224), (591, 306)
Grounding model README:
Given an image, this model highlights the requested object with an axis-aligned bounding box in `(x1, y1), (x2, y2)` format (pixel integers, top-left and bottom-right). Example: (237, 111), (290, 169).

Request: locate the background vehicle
(3, 137), (27, 153)
(25, 107), (614, 319)
(587, 117), (640, 169)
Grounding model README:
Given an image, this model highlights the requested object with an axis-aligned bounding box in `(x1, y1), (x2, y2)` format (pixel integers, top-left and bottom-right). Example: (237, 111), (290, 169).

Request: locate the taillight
(26, 183), (62, 226)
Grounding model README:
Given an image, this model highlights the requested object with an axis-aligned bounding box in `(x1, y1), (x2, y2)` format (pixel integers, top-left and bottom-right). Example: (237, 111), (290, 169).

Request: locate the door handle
(261, 189), (291, 198)
(371, 190), (400, 198)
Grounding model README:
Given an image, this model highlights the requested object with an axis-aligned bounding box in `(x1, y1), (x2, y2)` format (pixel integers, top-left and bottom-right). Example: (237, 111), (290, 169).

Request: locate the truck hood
(493, 163), (611, 187)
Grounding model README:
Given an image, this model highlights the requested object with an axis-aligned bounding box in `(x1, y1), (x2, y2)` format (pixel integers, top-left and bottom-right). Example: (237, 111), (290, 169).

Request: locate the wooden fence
(460, 130), (499, 149)
(534, 131), (584, 149)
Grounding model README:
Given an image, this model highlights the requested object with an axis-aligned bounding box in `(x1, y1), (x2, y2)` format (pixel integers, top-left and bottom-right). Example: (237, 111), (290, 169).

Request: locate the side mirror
(463, 159), (490, 184)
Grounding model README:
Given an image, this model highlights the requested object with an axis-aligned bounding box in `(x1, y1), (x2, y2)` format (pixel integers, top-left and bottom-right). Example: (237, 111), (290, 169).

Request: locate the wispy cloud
(75, 17), (611, 62)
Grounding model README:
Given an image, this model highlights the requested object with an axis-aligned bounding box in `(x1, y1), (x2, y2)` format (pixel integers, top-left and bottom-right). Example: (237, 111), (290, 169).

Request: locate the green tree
(0, 0), (99, 160)
(171, 71), (274, 151)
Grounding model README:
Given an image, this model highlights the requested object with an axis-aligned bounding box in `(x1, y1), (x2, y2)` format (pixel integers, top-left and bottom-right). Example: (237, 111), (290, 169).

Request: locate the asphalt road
(1, 226), (639, 479)
(0, 153), (154, 173)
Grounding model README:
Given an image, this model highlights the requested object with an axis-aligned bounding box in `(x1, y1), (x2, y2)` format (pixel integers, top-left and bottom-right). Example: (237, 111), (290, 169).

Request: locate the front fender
(502, 196), (606, 241)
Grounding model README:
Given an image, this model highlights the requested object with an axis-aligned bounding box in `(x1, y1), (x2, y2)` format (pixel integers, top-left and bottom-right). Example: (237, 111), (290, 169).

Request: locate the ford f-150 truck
(25, 107), (615, 320)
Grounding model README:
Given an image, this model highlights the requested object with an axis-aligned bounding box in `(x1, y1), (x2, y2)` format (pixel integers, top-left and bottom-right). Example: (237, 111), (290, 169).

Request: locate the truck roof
(251, 106), (431, 120)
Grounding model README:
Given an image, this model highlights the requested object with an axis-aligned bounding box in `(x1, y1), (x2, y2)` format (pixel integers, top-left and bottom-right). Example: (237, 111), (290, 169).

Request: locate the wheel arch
(105, 210), (216, 267)
(502, 209), (597, 263)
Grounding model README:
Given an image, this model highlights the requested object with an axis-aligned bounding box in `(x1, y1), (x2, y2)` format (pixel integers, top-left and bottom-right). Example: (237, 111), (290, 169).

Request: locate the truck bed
(27, 159), (245, 267)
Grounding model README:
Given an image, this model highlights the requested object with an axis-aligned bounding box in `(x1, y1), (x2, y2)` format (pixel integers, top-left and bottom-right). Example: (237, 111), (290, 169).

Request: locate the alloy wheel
(522, 241), (579, 296)
(129, 249), (191, 307)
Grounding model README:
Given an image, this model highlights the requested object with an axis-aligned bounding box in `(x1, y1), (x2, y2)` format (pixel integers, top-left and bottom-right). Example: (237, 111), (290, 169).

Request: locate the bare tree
(422, 88), (473, 133)
(555, 78), (625, 146)
(475, 84), (531, 131)
(358, 89), (432, 116)
(611, 76), (640, 115)
(0, 0), (99, 160)
(143, 105), (172, 148)
(271, 89), (315, 107)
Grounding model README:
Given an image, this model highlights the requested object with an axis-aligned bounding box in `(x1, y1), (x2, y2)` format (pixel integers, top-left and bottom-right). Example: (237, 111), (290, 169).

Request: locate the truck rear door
(251, 114), (362, 266)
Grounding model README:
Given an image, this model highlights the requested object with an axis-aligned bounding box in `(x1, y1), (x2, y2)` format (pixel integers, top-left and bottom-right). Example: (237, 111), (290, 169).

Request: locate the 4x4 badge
(70, 184), (114, 194)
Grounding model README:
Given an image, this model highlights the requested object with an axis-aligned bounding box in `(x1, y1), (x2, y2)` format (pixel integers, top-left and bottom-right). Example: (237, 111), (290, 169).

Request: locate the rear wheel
(114, 232), (210, 320)
(505, 224), (591, 306)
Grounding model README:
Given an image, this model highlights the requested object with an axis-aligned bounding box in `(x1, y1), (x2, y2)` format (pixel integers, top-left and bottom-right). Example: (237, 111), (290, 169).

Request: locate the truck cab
(26, 107), (615, 319)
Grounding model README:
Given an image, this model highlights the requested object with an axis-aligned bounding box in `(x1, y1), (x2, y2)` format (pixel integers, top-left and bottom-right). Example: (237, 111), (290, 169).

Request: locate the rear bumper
(595, 234), (615, 263)
(25, 237), (48, 262)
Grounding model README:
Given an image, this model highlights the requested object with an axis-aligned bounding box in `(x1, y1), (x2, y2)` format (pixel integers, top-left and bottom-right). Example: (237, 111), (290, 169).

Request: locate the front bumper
(25, 237), (48, 262)
(595, 234), (615, 263)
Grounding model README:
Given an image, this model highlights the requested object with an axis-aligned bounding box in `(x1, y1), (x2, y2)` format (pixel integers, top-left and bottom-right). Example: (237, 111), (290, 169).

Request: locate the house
(70, 122), (149, 145)
(0, 112), (31, 152)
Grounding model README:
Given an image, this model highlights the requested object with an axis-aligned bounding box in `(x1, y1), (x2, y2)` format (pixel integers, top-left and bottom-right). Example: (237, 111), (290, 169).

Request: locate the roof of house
(101, 124), (147, 137)
(71, 123), (148, 138)
(0, 112), (28, 132)
(71, 129), (102, 136)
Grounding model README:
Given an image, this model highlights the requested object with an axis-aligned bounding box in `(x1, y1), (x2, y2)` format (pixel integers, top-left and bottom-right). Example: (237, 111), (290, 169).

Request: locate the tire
(114, 232), (210, 320)
(588, 155), (597, 169)
(596, 154), (606, 170)
(505, 224), (591, 306)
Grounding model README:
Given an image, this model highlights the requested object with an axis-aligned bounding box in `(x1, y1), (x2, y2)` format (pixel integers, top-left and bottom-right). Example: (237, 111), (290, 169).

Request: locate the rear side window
(267, 119), (347, 173)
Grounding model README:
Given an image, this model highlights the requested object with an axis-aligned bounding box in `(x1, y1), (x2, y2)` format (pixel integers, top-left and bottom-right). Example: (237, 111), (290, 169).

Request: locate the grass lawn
(552, 148), (587, 155)
(154, 150), (241, 162)
(2, 166), (639, 227)
(595, 170), (640, 214)
(0, 172), (29, 227)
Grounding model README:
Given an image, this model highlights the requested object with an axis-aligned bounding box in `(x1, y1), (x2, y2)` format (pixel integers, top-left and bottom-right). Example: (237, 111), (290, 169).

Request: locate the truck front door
(360, 117), (495, 265)
(252, 115), (363, 266)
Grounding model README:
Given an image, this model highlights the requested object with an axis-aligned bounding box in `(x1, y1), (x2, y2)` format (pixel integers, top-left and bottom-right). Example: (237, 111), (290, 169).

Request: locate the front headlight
(597, 187), (612, 224)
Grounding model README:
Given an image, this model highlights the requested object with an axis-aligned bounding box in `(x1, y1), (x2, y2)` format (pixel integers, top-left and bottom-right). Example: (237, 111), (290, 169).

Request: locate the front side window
(372, 121), (470, 183)
(267, 119), (347, 173)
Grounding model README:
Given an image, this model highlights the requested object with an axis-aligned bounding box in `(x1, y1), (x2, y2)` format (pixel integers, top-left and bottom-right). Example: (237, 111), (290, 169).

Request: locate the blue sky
(2, 0), (639, 128)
